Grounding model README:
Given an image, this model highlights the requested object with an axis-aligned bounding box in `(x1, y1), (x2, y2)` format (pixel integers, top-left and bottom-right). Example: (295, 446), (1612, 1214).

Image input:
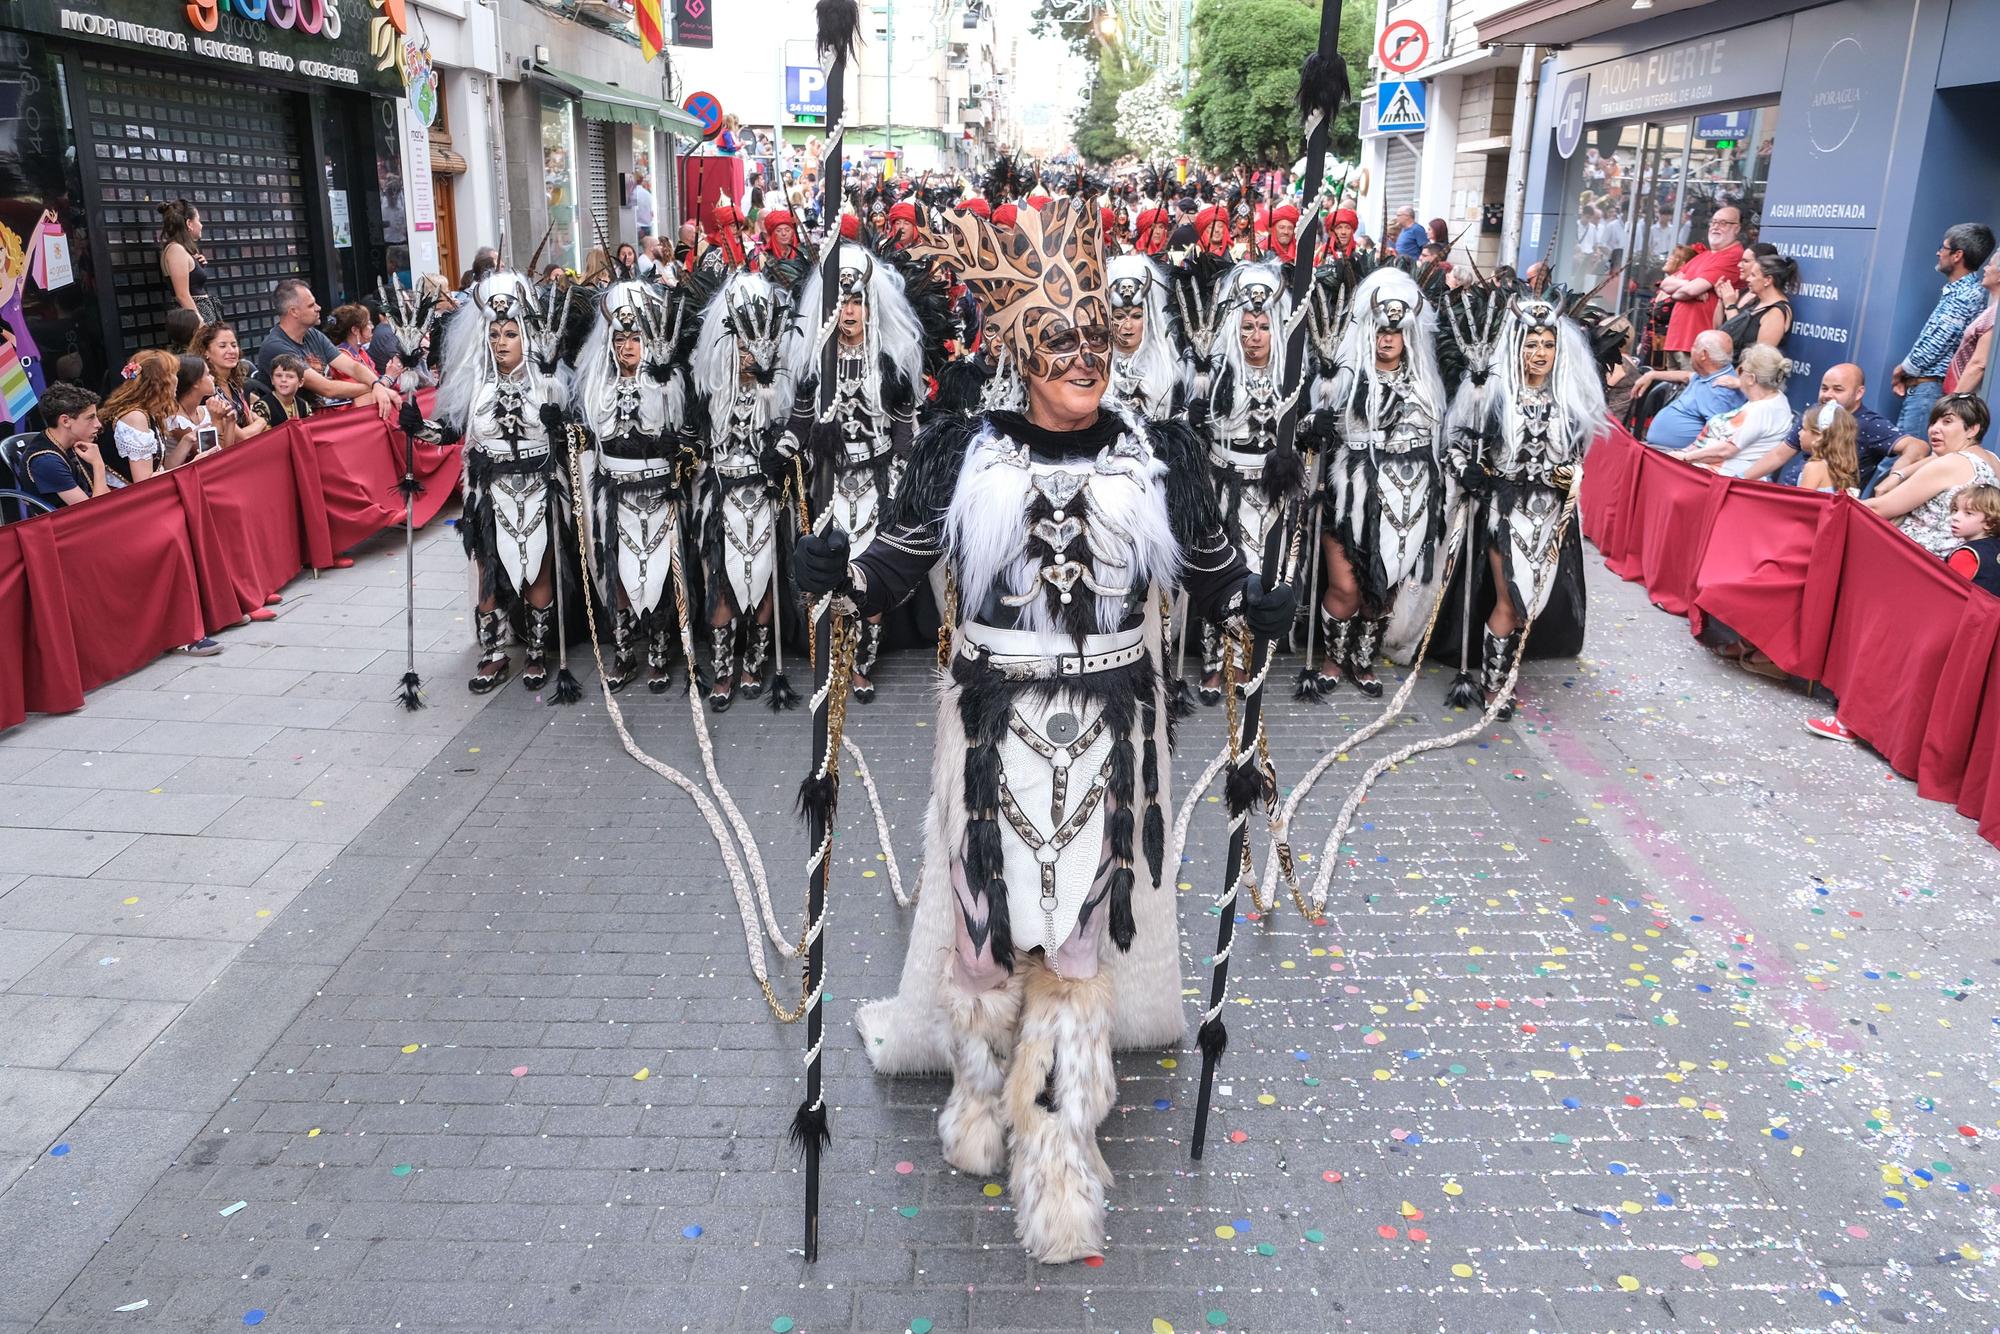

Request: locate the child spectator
(253, 353), (315, 426)
(16, 382), (107, 510)
(1944, 484), (2000, 595)
(1796, 401), (1862, 495)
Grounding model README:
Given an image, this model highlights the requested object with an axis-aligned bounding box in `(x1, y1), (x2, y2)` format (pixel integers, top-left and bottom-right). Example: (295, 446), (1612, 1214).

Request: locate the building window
(540, 97), (579, 274)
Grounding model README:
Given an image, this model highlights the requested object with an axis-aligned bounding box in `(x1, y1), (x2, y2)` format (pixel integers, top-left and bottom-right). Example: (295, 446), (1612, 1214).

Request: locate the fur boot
(1004, 957), (1116, 1264)
(938, 957), (1025, 1176)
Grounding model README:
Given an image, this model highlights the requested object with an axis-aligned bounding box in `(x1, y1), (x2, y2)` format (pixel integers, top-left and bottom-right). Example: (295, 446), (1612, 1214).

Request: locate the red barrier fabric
(0, 393), (457, 730)
(1583, 426), (2000, 850)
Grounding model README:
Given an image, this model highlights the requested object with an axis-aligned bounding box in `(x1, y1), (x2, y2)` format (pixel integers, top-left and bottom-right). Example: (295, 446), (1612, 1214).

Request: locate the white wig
(1215, 259), (1290, 388)
(572, 281), (682, 433)
(787, 243), (926, 406)
(1106, 252), (1184, 415)
(435, 270), (540, 432)
(1450, 296), (1607, 464)
(1332, 267), (1445, 426)
(691, 269), (793, 438)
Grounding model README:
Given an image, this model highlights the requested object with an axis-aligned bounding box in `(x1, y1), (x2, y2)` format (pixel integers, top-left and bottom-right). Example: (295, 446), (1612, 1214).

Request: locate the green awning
(535, 66), (705, 137)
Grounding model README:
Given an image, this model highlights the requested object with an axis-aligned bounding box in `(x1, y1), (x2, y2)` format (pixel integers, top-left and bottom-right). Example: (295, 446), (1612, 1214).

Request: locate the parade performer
(1134, 200), (1173, 256)
(796, 200), (1293, 1264)
(416, 271), (578, 695)
(787, 243), (927, 699)
(700, 195), (753, 273)
(573, 280), (697, 693)
(689, 269), (794, 709)
(1193, 260), (1300, 703)
(759, 208), (802, 267)
(1325, 206), (1361, 262)
(1267, 201), (1301, 266)
(1446, 287), (1604, 717)
(1104, 252), (1186, 422)
(1313, 266), (1447, 695)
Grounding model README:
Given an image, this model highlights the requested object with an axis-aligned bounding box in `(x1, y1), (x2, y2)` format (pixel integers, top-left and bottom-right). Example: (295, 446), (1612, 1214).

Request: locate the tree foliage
(1030, 0), (1101, 54)
(1116, 67), (1185, 161)
(1182, 0), (1373, 167)
(1072, 43), (1147, 165)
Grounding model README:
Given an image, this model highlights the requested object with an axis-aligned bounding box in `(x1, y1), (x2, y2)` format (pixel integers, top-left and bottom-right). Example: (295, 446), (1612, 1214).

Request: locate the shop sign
(1581, 18), (1788, 122)
(13, 0), (402, 94)
(1752, 223), (1868, 408)
(406, 38), (437, 127)
(1553, 72), (1587, 160)
(1761, 0), (1905, 229)
(671, 0), (713, 49)
(785, 65), (826, 119)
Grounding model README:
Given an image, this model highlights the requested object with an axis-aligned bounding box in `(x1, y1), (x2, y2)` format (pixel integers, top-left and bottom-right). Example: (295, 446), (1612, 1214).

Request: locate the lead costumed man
(793, 201), (1295, 1263)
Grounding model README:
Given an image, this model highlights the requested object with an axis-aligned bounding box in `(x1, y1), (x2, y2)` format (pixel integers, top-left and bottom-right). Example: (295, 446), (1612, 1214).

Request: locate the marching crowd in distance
(8, 174), (1998, 681)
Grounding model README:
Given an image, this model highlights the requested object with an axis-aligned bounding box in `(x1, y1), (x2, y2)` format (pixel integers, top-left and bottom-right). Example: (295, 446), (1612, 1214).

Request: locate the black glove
(539, 401), (566, 438)
(398, 398), (425, 438)
(1243, 573), (1296, 640)
(793, 529), (851, 596)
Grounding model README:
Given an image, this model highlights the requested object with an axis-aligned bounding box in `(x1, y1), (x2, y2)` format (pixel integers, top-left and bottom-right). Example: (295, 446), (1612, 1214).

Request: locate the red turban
(992, 203), (1018, 228)
(888, 199), (918, 225)
(961, 198), (991, 218)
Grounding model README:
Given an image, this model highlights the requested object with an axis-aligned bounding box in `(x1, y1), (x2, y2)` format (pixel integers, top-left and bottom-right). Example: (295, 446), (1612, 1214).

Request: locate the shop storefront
(1, 0), (411, 389)
(1497, 0), (2000, 409)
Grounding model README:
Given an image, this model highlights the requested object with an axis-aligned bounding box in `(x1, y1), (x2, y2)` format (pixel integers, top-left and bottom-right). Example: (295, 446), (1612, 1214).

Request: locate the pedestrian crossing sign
(1377, 79), (1427, 133)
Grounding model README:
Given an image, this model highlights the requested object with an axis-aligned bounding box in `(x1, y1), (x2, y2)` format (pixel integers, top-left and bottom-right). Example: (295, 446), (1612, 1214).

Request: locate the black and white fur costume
(1196, 261), (1298, 684)
(688, 271), (794, 706)
(1103, 254), (1188, 423)
(1446, 296), (1603, 709)
(573, 281), (696, 692)
(428, 271), (576, 681)
(786, 244), (925, 682)
(1318, 268), (1448, 679)
(847, 403), (1253, 1263)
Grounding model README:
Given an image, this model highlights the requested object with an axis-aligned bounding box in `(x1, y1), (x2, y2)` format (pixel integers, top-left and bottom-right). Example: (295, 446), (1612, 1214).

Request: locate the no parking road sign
(1376, 79), (1427, 133)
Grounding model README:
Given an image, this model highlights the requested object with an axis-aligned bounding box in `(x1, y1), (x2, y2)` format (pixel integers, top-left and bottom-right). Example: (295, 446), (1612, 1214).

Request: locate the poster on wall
(398, 101), (439, 281)
(671, 0), (713, 48)
(328, 190), (353, 248)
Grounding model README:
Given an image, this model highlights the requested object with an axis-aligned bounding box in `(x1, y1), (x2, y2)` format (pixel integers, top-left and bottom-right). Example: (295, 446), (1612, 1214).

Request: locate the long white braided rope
(1306, 478), (1582, 911)
(1262, 504), (1471, 903)
(841, 734), (911, 906)
(566, 447), (799, 975)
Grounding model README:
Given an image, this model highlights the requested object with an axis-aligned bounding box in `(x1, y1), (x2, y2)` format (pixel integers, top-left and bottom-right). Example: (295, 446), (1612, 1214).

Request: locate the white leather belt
(1210, 443), (1269, 474)
(959, 622), (1146, 679)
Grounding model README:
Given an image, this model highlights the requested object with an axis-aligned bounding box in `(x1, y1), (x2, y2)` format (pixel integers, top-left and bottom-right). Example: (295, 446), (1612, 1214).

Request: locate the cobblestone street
(3, 525), (1998, 1332)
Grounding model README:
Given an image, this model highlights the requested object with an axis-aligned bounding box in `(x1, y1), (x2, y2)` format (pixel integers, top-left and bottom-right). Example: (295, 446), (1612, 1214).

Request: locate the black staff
(1190, 11), (1350, 1160)
(383, 277), (436, 712)
(789, 0), (859, 1264)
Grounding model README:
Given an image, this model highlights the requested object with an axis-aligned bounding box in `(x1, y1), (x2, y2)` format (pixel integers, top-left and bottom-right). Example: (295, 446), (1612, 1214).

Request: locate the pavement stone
(3, 519), (1999, 1330)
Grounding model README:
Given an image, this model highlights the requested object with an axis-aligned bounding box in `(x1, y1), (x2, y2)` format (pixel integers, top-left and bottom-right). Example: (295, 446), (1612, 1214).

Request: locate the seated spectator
(1944, 484), (2000, 595)
(193, 322), (269, 443)
(163, 306), (201, 355)
(1774, 363), (1926, 488)
(100, 349), (188, 481)
(1865, 393), (1999, 556)
(326, 303), (378, 403)
(1669, 343), (1794, 478)
(1795, 402), (1862, 495)
(16, 381), (107, 509)
(1640, 330), (1745, 449)
(168, 353), (239, 458)
(252, 354), (315, 427)
(256, 279), (399, 419)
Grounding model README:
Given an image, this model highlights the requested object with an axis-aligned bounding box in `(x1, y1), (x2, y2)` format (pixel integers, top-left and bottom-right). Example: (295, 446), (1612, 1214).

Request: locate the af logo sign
(1554, 73), (1588, 160)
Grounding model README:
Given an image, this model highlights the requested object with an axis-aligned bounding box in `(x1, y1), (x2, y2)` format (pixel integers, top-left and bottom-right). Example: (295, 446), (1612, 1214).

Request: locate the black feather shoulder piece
(1147, 417), (1225, 553)
(882, 412), (979, 533)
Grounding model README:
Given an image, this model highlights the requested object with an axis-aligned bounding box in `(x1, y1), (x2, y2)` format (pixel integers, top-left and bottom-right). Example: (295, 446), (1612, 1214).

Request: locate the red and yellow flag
(636, 0), (664, 61)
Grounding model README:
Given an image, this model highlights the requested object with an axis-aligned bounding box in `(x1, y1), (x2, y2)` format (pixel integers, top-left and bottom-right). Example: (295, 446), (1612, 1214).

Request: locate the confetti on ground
(218, 1201), (247, 1217)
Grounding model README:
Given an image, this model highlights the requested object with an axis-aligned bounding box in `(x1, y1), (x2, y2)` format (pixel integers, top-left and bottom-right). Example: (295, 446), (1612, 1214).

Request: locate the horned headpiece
(908, 196), (1109, 380)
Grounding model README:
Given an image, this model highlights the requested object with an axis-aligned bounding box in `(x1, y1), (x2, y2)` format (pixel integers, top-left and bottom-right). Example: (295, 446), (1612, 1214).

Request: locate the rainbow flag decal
(636, 0), (664, 61)
(0, 339), (36, 426)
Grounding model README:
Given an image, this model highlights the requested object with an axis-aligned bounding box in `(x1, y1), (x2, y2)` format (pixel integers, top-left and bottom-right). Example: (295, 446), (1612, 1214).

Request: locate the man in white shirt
(632, 174), (656, 238)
